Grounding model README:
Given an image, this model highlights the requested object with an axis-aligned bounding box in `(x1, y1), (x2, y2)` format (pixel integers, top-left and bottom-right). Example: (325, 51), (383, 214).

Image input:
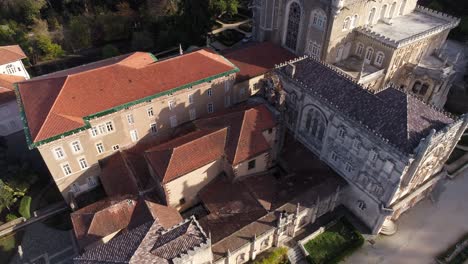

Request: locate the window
(375, 52), (384, 66)
(188, 94), (194, 104)
(336, 45), (344, 62)
(224, 81), (230, 92)
(309, 42), (321, 57)
(285, 2), (301, 51)
(343, 17), (350, 30)
(112, 145), (120, 151)
(312, 10), (326, 30)
(105, 121), (114, 132)
(168, 100), (176, 110)
(338, 128), (345, 138)
(179, 198), (186, 205)
(130, 130), (139, 142)
(71, 183), (80, 193)
(62, 163), (72, 176)
(91, 127), (99, 137)
(71, 141), (82, 153)
(368, 7), (376, 24)
(399, 0), (407, 15)
(150, 123), (158, 134)
(240, 88), (246, 96)
(389, 2), (397, 18)
(87, 177), (97, 187)
(353, 138), (361, 150)
(127, 114), (135, 124)
(380, 5), (388, 20)
(369, 150), (378, 162)
(97, 124), (106, 134)
(350, 15), (358, 29)
(225, 95), (231, 107)
(356, 43), (364, 56)
(207, 103), (214, 114)
(5, 64), (16, 74)
(147, 107), (154, 117)
(189, 108), (196, 121)
(365, 47), (374, 63)
(53, 147), (65, 160)
(331, 152), (339, 162)
(96, 143), (105, 154)
(345, 162), (353, 173)
(236, 253), (246, 264)
(78, 157), (88, 170)
(357, 200), (366, 210)
(383, 160), (394, 174)
(170, 115), (177, 128)
(248, 159), (256, 170)
(207, 88), (213, 97)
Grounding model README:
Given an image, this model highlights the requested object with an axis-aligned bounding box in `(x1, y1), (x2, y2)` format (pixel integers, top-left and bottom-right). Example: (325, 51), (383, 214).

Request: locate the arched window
(356, 43), (364, 56)
(312, 9), (327, 30)
(380, 5), (388, 20)
(308, 41), (321, 57)
(420, 83), (430, 95)
(399, 0), (407, 15)
(5, 64), (15, 74)
(375, 51), (385, 66)
(236, 253), (246, 264)
(350, 15), (358, 29)
(368, 7), (376, 25)
(343, 17), (351, 30)
(389, 2), (397, 18)
(336, 45), (344, 62)
(285, 2), (302, 51)
(302, 106), (327, 143)
(365, 47), (374, 63)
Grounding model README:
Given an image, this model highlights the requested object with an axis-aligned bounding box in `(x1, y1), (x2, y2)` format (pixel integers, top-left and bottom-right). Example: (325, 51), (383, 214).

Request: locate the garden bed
(219, 13), (249, 24)
(239, 21), (253, 33)
(304, 218), (364, 264)
(252, 247), (289, 264)
(215, 29), (245, 47)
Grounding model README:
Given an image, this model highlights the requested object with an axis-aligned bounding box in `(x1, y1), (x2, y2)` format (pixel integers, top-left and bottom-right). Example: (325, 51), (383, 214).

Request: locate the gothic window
(399, 0), (407, 15)
(303, 107), (327, 142)
(375, 52), (385, 66)
(308, 42), (321, 57)
(312, 9), (326, 30)
(420, 83), (430, 96)
(390, 2), (397, 18)
(285, 2), (301, 51)
(356, 43), (364, 56)
(365, 47), (374, 63)
(343, 17), (351, 30)
(380, 5), (388, 20)
(368, 7), (376, 25)
(412, 81), (430, 96)
(5, 64), (16, 74)
(357, 200), (366, 210)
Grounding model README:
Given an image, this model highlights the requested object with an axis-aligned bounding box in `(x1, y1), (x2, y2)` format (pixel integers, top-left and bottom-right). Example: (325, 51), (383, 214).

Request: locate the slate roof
(17, 48), (237, 144)
(280, 58), (454, 153)
(222, 42), (296, 83)
(145, 128), (228, 183)
(0, 45), (27, 65)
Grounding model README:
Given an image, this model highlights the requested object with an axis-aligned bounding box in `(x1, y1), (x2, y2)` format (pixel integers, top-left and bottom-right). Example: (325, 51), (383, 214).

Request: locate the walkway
(344, 171), (468, 264)
(209, 18), (252, 51)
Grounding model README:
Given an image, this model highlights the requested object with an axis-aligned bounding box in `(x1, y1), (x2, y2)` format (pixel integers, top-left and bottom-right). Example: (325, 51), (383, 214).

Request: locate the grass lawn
(252, 247), (289, 264)
(215, 29), (245, 47)
(304, 219), (364, 264)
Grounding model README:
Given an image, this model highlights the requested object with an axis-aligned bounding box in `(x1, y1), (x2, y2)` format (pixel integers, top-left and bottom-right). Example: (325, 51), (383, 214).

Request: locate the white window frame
(78, 157), (88, 170)
(90, 126), (99, 137)
(61, 162), (73, 176)
(353, 138), (361, 150)
(207, 88), (213, 97)
(70, 140), (82, 154)
(168, 100), (176, 110)
(345, 162), (353, 173)
(147, 107), (154, 117)
(343, 16), (351, 30)
(130, 129), (139, 142)
(53, 146), (66, 160)
(375, 51), (385, 66)
(105, 121), (114, 132)
(98, 124), (107, 134)
(96, 142), (105, 154)
(338, 128), (346, 138)
(189, 108), (196, 121)
(356, 43), (364, 56)
(207, 103), (214, 114)
(127, 114), (135, 124)
(331, 152), (339, 162)
(150, 123), (158, 135)
(365, 47), (374, 64)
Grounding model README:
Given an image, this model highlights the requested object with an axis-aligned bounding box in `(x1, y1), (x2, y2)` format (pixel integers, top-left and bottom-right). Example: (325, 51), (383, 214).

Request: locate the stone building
(252, 0), (460, 107)
(265, 56), (467, 233)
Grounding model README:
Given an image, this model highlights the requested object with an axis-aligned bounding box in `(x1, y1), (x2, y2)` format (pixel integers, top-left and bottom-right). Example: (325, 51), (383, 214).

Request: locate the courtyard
(344, 170), (468, 264)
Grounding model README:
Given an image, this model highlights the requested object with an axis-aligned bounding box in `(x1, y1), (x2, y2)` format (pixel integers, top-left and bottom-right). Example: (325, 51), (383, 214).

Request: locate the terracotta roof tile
(99, 152), (140, 197)
(145, 128), (228, 183)
(0, 74), (25, 105)
(0, 45), (26, 65)
(17, 48), (237, 144)
(223, 42), (296, 82)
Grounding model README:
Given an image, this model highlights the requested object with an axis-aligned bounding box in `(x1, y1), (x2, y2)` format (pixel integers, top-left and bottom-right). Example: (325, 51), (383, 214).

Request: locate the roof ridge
(0, 45), (25, 57)
(233, 112), (248, 164)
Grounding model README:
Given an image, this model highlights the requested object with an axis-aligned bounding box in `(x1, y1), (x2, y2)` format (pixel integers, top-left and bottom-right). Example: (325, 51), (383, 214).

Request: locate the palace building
(251, 0), (460, 107)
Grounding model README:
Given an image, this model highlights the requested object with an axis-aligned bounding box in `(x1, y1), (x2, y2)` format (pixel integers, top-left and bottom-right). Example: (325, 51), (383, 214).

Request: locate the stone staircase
(288, 244), (305, 264)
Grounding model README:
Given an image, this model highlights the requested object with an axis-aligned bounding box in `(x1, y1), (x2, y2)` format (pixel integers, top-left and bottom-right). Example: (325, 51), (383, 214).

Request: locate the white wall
(0, 60), (30, 79)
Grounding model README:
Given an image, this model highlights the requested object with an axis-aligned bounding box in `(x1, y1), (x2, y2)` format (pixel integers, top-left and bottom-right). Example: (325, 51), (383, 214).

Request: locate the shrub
(19, 196), (31, 219)
(102, 44), (120, 59)
(5, 214), (18, 222)
(253, 247), (289, 264)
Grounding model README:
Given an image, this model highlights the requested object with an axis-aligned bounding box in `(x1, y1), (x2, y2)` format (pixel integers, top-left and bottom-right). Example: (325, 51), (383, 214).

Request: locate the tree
(226, 0), (239, 16)
(68, 16), (92, 50)
(102, 44), (120, 58)
(31, 34), (65, 61)
(178, 0), (213, 46)
(0, 180), (16, 212)
(0, 0), (47, 25)
(131, 31), (154, 51)
(210, 0), (238, 17)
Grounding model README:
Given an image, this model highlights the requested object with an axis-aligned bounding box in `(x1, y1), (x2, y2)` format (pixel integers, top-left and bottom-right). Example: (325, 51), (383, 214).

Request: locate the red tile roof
(17, 48), (238, 144)
(222, 42), (296, 82)
(99, 152), (140, 197)
(0, 74), (25, 105)
(0, 45), (27, 65)
(145, 128), (228, 183)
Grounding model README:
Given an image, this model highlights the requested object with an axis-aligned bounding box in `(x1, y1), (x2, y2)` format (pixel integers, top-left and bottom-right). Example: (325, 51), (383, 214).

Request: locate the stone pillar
(310, 196), (320, 224)
(226, 249), (231, 264)
(330, 186), (341, 211)
(250, 234), (257, 260)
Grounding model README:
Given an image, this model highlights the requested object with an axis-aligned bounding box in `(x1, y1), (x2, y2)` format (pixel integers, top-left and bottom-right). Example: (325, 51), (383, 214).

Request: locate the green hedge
(253, 247), (289, 264)
(305, 218), (364, 264)
(19, 196), (32, 219)
(5, 214), (18, 222)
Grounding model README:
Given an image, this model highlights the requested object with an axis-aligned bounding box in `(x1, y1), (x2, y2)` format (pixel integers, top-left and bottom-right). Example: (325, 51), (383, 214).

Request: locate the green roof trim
(148, 52), (158, 62)
(18, 64), (239, 149)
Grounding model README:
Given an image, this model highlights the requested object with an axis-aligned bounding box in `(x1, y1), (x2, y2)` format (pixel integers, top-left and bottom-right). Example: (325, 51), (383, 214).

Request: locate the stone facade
(252, 0), (460, 107)
(263, 57), (468, 233)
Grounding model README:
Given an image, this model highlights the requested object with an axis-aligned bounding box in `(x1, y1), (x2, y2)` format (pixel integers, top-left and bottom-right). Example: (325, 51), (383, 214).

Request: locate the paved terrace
(198, 136), (346, 262)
